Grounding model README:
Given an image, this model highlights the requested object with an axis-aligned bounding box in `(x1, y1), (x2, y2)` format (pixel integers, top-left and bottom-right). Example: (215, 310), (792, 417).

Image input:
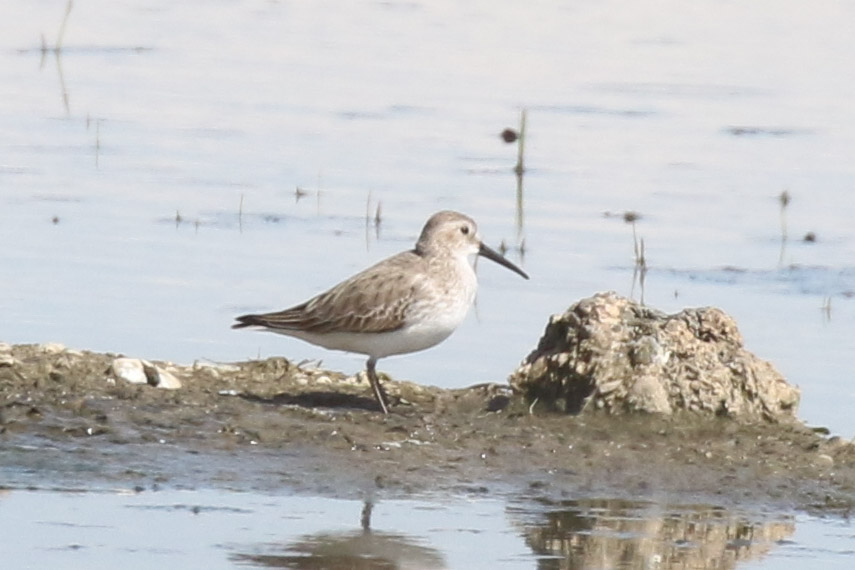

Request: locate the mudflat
(1, 343), (853, 514)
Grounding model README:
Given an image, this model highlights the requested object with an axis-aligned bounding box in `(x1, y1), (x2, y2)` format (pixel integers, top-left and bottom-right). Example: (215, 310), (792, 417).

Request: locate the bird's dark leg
(366, 357), (389, 415)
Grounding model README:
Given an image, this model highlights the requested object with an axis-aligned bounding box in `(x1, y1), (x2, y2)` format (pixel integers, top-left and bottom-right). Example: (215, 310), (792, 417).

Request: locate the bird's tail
(231, 314), (264, 330)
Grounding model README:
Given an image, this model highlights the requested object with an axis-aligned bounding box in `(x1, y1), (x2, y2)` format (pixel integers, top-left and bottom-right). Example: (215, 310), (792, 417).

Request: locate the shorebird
(232, 210), (529, 414)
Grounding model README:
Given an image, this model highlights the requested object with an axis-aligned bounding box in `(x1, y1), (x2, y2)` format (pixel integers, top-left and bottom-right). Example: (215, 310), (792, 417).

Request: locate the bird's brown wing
(233, 250), (424, 334)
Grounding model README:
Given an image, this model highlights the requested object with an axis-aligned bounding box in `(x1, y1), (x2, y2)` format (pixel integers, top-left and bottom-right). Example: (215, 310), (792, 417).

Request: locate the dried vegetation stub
(509, 292), (800, 420)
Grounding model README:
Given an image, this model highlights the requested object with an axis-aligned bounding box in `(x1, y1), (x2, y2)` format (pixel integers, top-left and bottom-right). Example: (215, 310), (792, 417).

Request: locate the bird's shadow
(238, 391), (386, 413)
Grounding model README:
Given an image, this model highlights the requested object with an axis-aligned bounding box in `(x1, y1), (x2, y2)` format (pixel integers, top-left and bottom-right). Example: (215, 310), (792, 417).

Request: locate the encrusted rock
(509, 292), (800, 421)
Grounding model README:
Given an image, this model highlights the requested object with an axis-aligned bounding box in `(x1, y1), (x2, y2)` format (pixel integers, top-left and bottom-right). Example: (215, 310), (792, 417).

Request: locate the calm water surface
(1, 1), (854, 567)
(5, 487), (853, 570)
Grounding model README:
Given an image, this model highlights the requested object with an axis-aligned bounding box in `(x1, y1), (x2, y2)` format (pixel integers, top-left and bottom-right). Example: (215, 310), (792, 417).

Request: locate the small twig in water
(778, 190), (790, 266)
(94, 119), (101, 168)
(821, 297), (832, 321)
(238, 193), (244, 232)
(365, 191), (372, 226)
(316, 170), (322, 215)
(39, 33), (48, 65)
(514, 108), (527, 176)
(55, 0), (74, 53)
(373, 202), (382, 240)
(627, 213), (647, 305)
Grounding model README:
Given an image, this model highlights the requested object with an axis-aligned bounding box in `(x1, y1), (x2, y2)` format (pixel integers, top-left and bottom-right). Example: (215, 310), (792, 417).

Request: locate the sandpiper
(232, 210), (529, 414)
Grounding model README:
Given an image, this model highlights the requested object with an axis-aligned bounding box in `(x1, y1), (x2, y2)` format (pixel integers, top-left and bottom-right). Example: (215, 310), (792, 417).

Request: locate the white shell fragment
(111, 358), (148, 384)
(110, 358), (182, 390)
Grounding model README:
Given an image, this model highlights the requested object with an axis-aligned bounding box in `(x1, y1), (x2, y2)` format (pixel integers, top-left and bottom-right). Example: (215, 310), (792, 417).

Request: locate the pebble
(111, 358), (182, 390)
(0, 353), (20, 367)
(815, 454), (835, 469)
(39, 342), (67, 354)
(151, 366), (182, 390)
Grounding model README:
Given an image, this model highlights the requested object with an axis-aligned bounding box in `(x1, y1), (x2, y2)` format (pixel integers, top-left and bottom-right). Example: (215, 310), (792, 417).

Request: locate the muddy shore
(1, 342), (853, 514)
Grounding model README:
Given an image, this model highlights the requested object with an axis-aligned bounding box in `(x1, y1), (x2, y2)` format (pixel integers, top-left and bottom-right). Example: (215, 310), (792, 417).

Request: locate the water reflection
(230, 500), (446, 569)
(510, 498), (794, 570)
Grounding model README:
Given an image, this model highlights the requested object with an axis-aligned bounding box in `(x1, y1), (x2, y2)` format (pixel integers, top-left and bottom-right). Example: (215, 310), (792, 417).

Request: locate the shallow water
(2, 0), (854, 567)
(5, 487), (854, 570)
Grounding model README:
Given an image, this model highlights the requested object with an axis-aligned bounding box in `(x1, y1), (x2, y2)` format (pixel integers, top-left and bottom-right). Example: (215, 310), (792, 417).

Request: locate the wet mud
(1, 343), (854, 514)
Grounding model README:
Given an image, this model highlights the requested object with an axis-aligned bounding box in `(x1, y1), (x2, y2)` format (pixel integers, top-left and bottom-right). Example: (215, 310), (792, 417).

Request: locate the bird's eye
(460, 225), (469, 235)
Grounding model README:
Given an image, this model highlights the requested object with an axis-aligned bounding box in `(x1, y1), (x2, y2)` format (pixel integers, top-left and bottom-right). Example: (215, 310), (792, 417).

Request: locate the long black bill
(478, 243), (529, 280)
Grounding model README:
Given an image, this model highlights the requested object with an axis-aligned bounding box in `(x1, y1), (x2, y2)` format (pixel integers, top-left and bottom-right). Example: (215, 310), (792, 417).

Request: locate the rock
(815, 454), (834, 469)
(39, 342), (67, 354)
(110, 358), (182, 390)
(509, 292), (800, 421)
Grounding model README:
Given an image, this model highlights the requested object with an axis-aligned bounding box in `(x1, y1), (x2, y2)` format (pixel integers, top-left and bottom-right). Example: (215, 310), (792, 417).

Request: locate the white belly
(275, 321), (457, 359)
